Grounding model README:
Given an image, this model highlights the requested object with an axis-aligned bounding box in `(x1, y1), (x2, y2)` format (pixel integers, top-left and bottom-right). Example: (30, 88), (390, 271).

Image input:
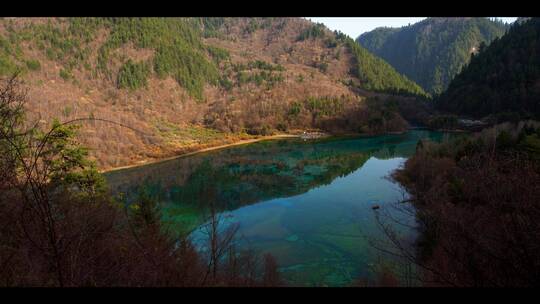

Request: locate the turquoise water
(105, 130), (452, 286)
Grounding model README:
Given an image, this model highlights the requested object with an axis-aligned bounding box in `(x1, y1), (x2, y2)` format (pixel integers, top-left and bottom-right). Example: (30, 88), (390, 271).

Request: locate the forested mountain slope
(357, 17), (510, 94)
(0, 17), (424, 169)
(436, 18), (540, 119)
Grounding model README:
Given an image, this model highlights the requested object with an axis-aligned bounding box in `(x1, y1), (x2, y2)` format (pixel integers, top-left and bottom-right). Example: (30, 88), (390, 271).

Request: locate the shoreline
(100, 128), (442, 174)
(100, 134), (299, 174)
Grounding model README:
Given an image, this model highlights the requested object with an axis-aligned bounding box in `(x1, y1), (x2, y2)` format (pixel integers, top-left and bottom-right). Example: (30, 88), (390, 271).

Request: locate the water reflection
(105, 130), (450, 286)
(106, 130), (445, 210)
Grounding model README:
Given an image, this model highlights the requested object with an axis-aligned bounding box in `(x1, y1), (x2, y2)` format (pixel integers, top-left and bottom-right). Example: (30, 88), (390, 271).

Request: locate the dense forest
(357, 17), (509, 94)
(436, 18), (540, 119)
(341, 34), (426, 96)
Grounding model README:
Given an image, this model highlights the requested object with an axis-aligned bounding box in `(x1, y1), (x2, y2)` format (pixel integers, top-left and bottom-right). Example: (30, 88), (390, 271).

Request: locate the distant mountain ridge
(436, 18), (540, 119)
(357, 17), (510, 94)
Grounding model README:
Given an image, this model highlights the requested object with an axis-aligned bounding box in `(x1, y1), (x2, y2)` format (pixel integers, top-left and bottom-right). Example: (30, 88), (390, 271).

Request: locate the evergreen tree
(357, 17), (510, 94)
(436, 18), (540, 119)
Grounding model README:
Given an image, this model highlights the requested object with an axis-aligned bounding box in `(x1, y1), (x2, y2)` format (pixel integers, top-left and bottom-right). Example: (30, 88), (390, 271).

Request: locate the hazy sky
(306, 17), (518, 39)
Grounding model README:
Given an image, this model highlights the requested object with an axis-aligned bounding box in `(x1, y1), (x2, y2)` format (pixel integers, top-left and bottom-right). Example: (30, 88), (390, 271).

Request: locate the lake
(105, 130), (452, 286)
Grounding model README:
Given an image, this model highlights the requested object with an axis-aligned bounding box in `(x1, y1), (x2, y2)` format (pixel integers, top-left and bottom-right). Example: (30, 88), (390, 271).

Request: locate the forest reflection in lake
(105, 130), (452, 286)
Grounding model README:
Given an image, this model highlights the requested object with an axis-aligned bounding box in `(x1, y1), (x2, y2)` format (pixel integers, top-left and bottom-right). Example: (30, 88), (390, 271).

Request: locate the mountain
(357, 17), (510, 94)
(435, 18), (540, 119)
(0, 17), (425, 170)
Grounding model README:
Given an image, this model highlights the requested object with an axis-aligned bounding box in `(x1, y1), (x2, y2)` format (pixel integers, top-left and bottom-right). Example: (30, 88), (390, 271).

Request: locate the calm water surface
(105, 130), (452, 286)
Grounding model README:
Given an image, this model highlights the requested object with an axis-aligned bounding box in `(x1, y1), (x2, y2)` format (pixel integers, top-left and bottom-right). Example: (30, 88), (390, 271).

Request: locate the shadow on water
(104, 130), (453, 286)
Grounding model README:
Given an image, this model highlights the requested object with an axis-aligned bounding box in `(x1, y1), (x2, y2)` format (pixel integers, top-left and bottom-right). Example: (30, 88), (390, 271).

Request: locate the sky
(306, 17), (519, 39)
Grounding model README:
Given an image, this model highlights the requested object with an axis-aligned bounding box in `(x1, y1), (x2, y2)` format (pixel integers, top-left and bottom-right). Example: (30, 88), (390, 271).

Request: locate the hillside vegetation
(394, 121), (540, 286)
(436, 18), (540, 119)
(0, 17), (425, 170)
(357, 17), (509, 94)
(0, 77), (284, 286)
(387, 19), (540, 287)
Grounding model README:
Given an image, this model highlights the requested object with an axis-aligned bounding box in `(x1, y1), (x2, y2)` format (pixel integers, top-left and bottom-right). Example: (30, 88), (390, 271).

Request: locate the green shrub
(318, 62), (328, 73)
(25, 59), (41, 71)
(297, 23), (326, 41)
(117, 59), (150, 90)
(304, 96), (344, 116)
(325, 38), (338, 48)
(235, 68), (284, 88)
(244, 19), (260, 34)
(288, 101), (302, 118)
(233, 60), (285, 72)
(199, 17), (226, 38)
(0, 55), (17, 76)
(219, 76), (233, 91)
(207, 45), (230, 64)
(59, 68), (72, 80)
